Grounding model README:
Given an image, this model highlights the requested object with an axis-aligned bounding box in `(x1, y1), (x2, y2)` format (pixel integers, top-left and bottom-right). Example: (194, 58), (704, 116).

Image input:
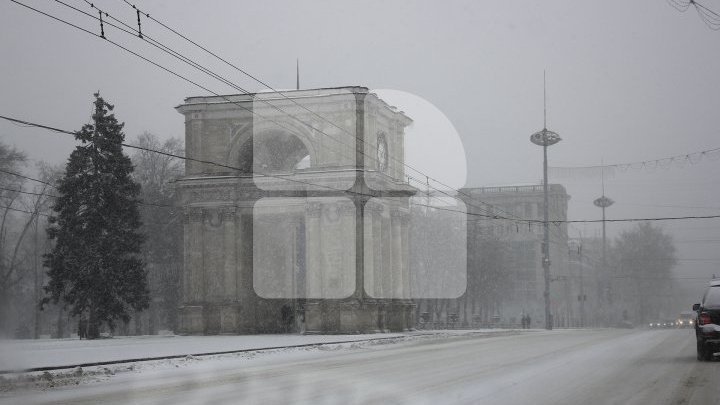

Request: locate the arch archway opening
(236, 130), (311, 174)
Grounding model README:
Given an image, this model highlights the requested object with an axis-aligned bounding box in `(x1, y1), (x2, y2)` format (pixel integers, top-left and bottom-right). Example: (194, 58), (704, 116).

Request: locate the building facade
(174, 87), (416, 334)
(463, 184), (571, 327)
(415, 184), (572, 328)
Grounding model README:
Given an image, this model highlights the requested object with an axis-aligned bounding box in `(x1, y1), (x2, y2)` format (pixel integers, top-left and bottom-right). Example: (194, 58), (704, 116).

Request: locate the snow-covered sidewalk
(0, 329), (512, 372)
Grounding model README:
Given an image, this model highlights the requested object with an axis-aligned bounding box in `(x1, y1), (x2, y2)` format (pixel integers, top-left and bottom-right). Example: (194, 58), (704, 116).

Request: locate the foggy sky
(2, 0), (719, 297)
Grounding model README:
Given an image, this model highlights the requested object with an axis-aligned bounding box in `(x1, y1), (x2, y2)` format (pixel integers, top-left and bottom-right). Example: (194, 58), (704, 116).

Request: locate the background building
(462, 184), (571, 327)
(415, 184), (572, 328)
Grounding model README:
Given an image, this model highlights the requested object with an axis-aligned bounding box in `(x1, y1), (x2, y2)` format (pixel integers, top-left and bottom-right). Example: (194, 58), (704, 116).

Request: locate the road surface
(2, 328), (718, 404)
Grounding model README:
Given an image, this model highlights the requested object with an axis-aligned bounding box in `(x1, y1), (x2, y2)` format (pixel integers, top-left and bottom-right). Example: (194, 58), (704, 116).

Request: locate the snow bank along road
(1, 328), (717, 404)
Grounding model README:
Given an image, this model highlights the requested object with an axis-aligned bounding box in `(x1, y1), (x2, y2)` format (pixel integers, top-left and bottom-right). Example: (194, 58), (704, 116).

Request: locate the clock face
(377, 133), (388, 173)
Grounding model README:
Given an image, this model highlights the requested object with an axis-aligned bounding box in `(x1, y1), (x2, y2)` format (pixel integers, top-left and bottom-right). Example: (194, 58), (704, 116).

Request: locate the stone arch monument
(175, 86), (416, 334)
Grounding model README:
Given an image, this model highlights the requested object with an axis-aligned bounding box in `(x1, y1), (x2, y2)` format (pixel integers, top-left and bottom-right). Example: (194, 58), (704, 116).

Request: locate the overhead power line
(10, 0), (520, 228)
(0, 203), (50, 218)
(549, 145), (720, 179)
(0, 168), (55, 188)
(667, 0), (720, 30)
(0, 185), (55, 198)
(112, 0), (720, 231)
(113, 0), (456, 196)
(7, 114), (720, 225)
(43, 0), (526, 226)
(10, 1), (720, 227)
(9, 1), (398, 198)
(0, 145), (173, 209)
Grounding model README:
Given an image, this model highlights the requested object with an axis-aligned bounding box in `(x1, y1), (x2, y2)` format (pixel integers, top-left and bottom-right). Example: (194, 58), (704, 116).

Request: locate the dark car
(693, 279), (720, 361)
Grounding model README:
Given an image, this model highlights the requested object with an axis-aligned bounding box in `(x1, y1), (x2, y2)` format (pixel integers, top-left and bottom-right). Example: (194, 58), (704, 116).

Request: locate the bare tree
(131, 132), (184, 334)
(0, 142), (28, 333)
(0, 143), (60, 336)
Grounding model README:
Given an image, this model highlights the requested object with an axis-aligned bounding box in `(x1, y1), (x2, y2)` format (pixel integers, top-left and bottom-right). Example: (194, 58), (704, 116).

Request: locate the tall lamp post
(569, 240), (585, 327)
(531, 128), (561, 330)
(593, 194), (614, 325)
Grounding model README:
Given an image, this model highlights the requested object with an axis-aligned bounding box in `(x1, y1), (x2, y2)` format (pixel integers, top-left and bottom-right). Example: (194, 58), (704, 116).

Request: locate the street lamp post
(569, 241), (585, 327)
(593, 194), (614, 326)
(530, 128), (561, 330)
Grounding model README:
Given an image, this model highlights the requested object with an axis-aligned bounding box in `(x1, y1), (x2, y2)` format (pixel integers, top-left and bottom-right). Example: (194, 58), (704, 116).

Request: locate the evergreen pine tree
(42, 93), (149, 339)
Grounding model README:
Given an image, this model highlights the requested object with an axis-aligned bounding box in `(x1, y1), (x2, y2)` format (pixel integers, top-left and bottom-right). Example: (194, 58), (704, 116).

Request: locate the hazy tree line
(0, 144), (59, 338)
(0, 95), (183, 339)
(128, 132), (184, 335)
(608, 222), (679, 324)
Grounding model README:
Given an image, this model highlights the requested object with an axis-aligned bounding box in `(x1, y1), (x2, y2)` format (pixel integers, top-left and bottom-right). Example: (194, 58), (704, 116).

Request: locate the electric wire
(108, 0), (528, 225)
(0, 203), (50, 218)
(14, 0), (436, 208)
(115, 0), (454, 194)
(550, 145), (720, 173)
(9, 1), (720, 226)
(14, 0), (532, 228)
(667, 0), (720, 30)
(6, 113), (720, 226)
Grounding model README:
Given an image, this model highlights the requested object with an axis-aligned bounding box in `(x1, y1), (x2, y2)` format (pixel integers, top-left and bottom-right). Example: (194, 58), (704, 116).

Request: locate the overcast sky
(2, 0), (720, 296)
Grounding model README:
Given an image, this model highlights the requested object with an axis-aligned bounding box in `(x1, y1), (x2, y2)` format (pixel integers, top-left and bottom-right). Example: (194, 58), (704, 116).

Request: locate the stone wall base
(178, 299), (415, 335)
(304, 299), (415, 334)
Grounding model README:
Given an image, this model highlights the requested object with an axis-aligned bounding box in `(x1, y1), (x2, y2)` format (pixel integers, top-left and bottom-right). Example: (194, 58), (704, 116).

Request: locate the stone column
(237, 206), (256, 333)
(305, 202), (322, 298)
(363, 202), (374, 297)
(400, 210), (410, 300)
(181, 210), (191, 304)
(188, 207), (205, 303)
(221, 207), (237, 299)
(366, 202), (384, 298)
(381, 210), (392, 299)
(288, 214), (304, 298)
(303, 201), (323, 333)
(220, 206), (239, 333)
(399, 208), (414, 330)
(188, 118), (203, 174)
(391, 209), (403, 298)
(179, 207), (205, 334)
(340, 202), (357, 298)
(204, 209), (224, 303)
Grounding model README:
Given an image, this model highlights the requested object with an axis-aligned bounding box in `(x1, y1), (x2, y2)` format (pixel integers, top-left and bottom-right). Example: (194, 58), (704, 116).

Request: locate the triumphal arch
(175, 87), (416, 334)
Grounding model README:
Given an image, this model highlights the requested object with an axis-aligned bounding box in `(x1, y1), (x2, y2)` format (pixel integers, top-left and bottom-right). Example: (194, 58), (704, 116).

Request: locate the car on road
(676, 311), (695, 328)
(693, 279), (720, 361)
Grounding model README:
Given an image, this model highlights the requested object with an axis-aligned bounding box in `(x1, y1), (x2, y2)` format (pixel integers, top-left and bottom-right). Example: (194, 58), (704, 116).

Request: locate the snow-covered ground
(0, 329), (511, 371)
(1, 328), (718, 405)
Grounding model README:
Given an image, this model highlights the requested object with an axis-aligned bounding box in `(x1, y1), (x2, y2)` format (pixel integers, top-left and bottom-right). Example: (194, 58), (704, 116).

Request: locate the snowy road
(3, 328), (718, 404)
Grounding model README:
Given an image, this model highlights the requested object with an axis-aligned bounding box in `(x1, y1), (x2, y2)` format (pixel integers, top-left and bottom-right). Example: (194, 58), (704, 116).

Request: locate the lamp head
(530, 129), (561, 146)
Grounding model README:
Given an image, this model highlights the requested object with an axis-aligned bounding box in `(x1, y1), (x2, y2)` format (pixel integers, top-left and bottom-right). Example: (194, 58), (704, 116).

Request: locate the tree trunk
(87, 307), (99, 339)
(56, 306), (63, 338)
(134, 311), (142, 335)
(149, 303), (156, 335)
